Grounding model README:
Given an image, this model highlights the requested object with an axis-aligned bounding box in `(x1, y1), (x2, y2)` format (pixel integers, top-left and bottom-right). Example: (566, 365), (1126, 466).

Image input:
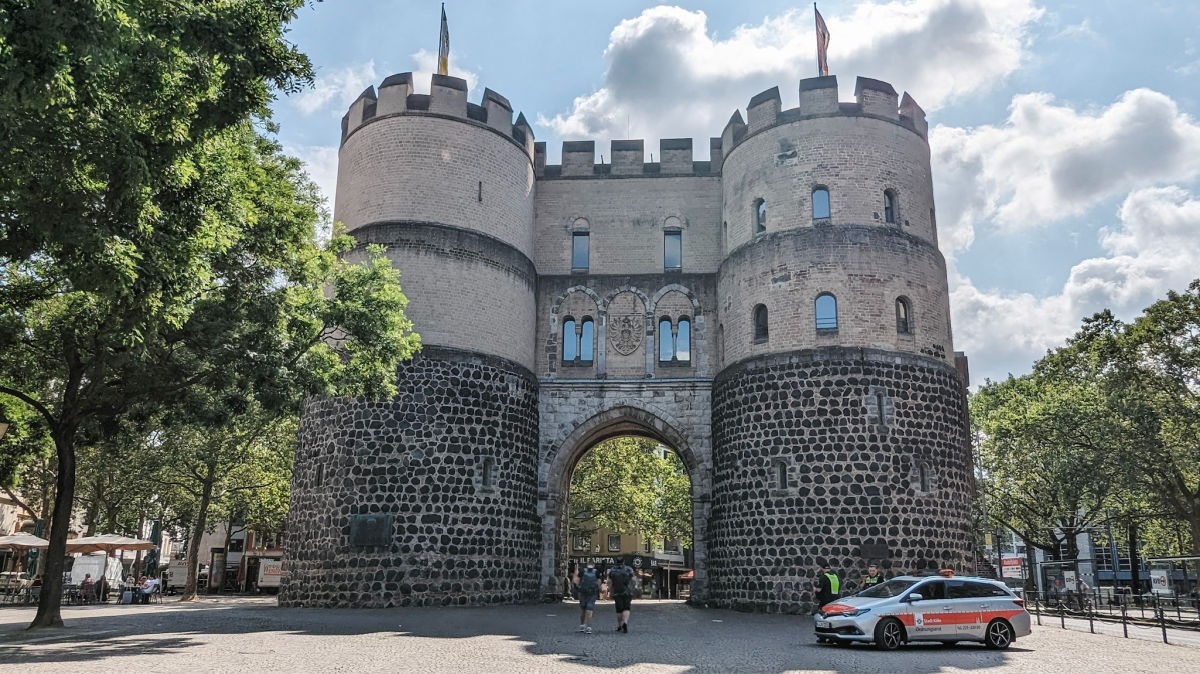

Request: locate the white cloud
(292, 61), (379, 116)
(930, 88), (1200, 255)
(539, 1), (1041, 154)
(950, 186), (1200, 384)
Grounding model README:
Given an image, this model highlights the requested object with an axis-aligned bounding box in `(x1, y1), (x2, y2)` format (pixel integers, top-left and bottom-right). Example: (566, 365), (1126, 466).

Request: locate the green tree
(0, 2), (421, 628)
(1072, 282), (1200, 553)
(569, 436), (693, 549)
(972, 368), (1120, 565)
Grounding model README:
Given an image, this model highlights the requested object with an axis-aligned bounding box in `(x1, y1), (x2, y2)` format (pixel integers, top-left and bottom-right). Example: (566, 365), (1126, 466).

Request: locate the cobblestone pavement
(0, 597), (1196, 673)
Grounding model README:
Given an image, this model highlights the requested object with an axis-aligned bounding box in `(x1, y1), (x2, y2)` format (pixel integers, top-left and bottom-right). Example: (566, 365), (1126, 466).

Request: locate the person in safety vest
(814, 563), (841, 612)
(860, 563), (883, 590)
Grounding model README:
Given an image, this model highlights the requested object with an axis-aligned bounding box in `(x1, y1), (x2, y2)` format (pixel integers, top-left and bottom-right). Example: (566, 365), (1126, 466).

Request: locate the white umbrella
(0, 533), (50, 551)
(65, 534), (157, 596)
(66, 533), (156, 554)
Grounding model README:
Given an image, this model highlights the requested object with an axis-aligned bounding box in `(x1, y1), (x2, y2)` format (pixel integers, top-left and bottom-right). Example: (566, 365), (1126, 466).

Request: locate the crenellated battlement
(340, 73), (535, 158)
(537, 75), (925, 178)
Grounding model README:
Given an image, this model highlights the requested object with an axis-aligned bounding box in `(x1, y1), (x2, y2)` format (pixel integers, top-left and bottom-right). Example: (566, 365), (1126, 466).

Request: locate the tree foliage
(569, 436), (693, 549)
(0, 1), (420, 628)
(973, 279), (1200, 563)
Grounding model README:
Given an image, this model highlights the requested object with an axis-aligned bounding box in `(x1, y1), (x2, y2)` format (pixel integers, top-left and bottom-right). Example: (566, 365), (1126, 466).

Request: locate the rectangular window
(664, 232), (682, 270)
(574, 534), (591, 551)
(571, 232), (589, 270)
(607, 534), (621, 552)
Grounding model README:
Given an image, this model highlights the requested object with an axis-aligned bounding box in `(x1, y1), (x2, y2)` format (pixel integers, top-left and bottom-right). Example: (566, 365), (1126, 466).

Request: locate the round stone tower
(280, 73), (542, 607)
(707, 75), (973, 612)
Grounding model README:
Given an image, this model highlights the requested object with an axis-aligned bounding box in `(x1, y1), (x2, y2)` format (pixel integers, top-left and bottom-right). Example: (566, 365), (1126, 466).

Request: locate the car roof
(890, 575), (1006, 584)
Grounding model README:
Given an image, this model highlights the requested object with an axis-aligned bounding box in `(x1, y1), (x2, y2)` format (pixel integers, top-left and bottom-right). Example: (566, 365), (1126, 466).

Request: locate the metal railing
(1027, 589), (1200, 644)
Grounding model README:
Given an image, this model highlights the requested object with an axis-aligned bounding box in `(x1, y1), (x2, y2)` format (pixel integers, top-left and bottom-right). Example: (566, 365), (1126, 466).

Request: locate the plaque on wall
(349, 514), (393, 547)
(859, 543), (889, 560)
(610, 314), (643, 355)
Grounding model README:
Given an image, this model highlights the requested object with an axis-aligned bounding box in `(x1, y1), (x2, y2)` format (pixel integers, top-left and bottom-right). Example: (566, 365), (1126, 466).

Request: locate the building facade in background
(282, 70), (974, 612)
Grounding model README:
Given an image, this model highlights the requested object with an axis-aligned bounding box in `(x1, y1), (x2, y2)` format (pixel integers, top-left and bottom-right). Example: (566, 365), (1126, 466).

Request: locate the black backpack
(610, 565), (632, 595)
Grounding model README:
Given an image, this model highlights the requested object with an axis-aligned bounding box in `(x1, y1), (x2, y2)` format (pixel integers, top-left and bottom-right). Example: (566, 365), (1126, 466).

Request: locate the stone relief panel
(605, 291), (647, 377)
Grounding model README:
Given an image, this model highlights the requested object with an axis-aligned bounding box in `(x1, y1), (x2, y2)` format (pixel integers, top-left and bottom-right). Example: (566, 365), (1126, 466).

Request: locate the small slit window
(812, 188), (831, 220)
(884, 190), (897, 224)
(664, 231), (682, 270)
(918, 463), (932, 493)
(775, 461), (788, 490)
(571, 232), (589, 270)
(481, 457), (495, 491)
(753, 304), (769, 342)
(815, 293), (838, 331)
(896, 297), (912, 334)
(754, 199), (767, 233)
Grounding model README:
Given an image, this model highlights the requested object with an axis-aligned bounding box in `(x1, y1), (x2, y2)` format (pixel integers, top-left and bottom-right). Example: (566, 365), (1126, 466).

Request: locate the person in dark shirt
(860, 564), (883, 590)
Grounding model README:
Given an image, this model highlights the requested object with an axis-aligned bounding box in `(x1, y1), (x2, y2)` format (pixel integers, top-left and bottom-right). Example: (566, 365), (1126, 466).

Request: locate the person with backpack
(608, 556), (635, 633)
(573, 562), (600, 634)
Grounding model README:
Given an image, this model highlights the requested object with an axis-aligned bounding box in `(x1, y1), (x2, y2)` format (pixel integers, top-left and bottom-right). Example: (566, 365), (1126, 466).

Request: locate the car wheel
(984, 619), (1014, 649)
(874, 618), (905, 651)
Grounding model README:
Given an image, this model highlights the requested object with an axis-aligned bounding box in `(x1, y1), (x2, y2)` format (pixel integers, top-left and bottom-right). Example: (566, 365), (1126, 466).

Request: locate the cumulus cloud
(930, 88), (1200, 255)
(292, 61), (380, 115)
(539, 0), (1041, 154)
(950, 186), (1200, 384)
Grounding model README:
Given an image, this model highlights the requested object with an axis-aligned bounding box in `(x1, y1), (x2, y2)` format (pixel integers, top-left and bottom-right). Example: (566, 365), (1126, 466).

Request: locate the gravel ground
(0, 596), (1196, 673)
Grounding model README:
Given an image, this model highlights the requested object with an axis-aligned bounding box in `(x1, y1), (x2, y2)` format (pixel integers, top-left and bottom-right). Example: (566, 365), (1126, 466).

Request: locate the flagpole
(815, 3), (819, 78)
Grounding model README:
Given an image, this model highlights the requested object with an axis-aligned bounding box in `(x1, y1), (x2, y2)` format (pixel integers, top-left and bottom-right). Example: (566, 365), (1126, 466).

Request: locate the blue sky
(270, 1), (1200, 386)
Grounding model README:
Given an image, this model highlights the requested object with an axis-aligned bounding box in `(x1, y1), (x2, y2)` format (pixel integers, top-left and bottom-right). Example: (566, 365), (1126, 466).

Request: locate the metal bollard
(1122, 604), (1128, 639)
(1158, 606), (1168, 644)
(1034, 594), (1042, 626)
(1059, 602), (1066, 629)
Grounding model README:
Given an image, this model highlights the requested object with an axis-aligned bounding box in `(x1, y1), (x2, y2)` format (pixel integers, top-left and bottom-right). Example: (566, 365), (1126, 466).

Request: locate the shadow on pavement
(0, 597), (1022, 673)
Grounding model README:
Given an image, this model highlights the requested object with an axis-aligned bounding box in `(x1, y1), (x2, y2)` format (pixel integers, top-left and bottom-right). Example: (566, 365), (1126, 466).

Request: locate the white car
(814, 574), (1032, 650)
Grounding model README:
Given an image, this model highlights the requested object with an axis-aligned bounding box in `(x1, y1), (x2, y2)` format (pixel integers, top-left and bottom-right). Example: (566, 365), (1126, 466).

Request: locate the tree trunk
(1023, 537), (1038, 595)
(1128, 520), (1142, 593)
(28, 427), (76, 629)
(1189, 515), (1200, 557)
(180, 462), (216, 602)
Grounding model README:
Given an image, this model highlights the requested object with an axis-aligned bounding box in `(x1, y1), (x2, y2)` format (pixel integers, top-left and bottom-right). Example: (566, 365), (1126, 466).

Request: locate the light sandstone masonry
(286, 71), (971, 613)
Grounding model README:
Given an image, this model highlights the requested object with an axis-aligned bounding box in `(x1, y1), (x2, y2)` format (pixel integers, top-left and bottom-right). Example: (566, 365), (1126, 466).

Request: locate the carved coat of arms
(609, 314), (643, 355)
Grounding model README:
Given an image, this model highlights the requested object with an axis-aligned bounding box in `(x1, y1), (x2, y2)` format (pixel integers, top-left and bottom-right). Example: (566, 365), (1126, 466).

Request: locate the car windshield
(856, 578), (919, 598)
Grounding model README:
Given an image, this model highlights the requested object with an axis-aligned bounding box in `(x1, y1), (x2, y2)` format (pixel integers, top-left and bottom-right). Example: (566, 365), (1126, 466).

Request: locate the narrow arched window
(676, 318), (691, 361)
(754, 198), (767, 233)
(481, 457), (495, 490)
(717, 324), (724, 366)
(815, 293), (837, 331)
(664, 231), (682, 270)
(776, 461), (788, 490)
(812, 187), (831, 220)
(883, 189), (897, 224)
(580, 318), (594, 361)
(919, 463), (931, 492)
(753, 304), (769, 342)
(658, 318), (673, 362)
(722, 221), (728, 251)
(895, 297), (912, 334)
(562, 318), (577, 361)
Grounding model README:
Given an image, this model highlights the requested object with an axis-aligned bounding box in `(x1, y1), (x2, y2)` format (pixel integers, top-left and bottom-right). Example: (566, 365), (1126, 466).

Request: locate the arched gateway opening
(539, 406), (711, 602)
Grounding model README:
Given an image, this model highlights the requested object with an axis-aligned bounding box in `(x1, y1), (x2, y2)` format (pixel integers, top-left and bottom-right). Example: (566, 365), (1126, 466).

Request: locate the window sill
(815, 328), (838, 336)
(663, 266), (682, 273)
(657, 359), (693, 368)
(752, 337), (768, 345)
(561, 360), (595, 368)
(570, 268), (589, 275)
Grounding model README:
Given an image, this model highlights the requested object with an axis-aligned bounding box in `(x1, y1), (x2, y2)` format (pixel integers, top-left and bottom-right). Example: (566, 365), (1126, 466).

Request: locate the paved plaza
(0, 597), (1195, 673)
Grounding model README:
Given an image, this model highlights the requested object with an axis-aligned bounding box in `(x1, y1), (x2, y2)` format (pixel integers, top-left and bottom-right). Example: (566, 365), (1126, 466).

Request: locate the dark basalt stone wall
(279, 347), (541, 607)
(707, 347), (973, 613)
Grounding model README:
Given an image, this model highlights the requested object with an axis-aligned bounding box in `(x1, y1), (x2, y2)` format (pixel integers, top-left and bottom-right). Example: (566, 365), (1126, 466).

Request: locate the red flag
(815, 4), (831, 77)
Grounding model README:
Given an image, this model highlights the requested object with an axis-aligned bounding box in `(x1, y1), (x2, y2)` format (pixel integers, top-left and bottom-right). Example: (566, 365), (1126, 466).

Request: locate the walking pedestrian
(608, 556), (635, 633)
(573, 563), (600, 634)
(860, 563), (883, 591)
(813, 563), (840, 613)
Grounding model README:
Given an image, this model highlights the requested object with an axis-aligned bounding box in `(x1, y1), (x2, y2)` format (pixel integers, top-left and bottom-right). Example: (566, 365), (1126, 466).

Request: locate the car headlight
(830, 608), (872, 617)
